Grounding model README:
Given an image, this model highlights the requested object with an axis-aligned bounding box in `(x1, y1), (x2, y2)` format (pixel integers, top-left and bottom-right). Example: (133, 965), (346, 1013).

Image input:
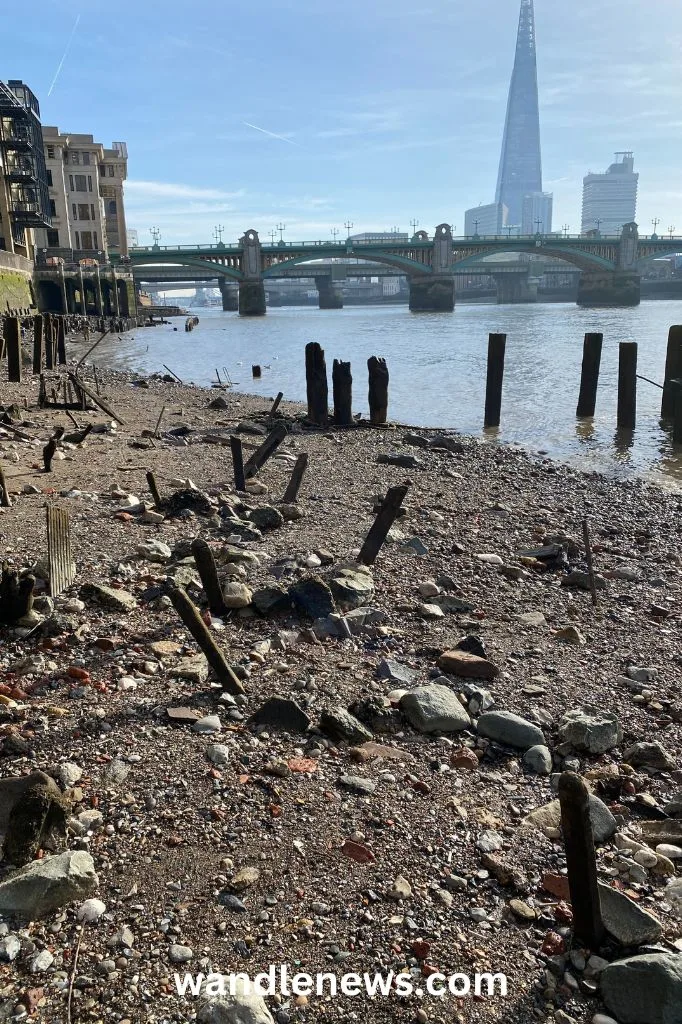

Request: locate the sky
(7, 0), (682, 246)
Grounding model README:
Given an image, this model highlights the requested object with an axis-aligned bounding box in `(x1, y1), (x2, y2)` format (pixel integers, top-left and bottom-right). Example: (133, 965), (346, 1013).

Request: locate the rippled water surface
(83, 301), (682, 489)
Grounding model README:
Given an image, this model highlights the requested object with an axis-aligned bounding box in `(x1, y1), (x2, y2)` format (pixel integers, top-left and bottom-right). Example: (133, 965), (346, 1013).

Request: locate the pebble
(192, 715), (222, 734)
(77, 898), (107, 923)
(168, 944), (193, 963)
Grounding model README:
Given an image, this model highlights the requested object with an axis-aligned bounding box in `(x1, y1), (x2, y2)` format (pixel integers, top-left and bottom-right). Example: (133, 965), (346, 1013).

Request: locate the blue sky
(9, 0), (682, 244)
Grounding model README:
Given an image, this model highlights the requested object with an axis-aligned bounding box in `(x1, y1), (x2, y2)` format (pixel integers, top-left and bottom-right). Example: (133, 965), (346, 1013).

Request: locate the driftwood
(0, 771), (69, 866)
(146, 471), (163, 509)
(0, 562), (35, 624)
(68, 372), (125, 425)
(169, 586), (244, 694)
(46, 505), (75, 597)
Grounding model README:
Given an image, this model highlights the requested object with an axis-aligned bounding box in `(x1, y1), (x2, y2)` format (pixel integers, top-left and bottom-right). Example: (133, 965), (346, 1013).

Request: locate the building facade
(464, 202), (507, 236)
(34, 128), (128, 261)
(521, 191), (553, 234)
(581, 153), (638, 235)
(0, 80), (51, 258)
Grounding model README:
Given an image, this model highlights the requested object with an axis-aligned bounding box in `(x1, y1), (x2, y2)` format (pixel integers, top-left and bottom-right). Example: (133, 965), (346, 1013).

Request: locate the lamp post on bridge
(213, 224), (224, 247)
(669, 225), (676, 240)
(410, 218), (419, 238)
(562, 224), (570, 238)
(535, 217), (543, 235)
(331, 227), (339, 242)
(150, 226), (161, 248)
(651, 217), (660, 240)
(276, 223), (286, 243)
(344, 221), (354, 240)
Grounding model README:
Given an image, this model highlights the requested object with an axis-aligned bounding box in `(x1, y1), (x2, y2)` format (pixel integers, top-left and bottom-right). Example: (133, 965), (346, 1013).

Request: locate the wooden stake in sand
(191, 538), (227, 616)
(146, 471), (163, 510)
(282, 453), (309, 504)
(333, 359), (353, 425)
(46, 505), (75, 597)
(0, 464), (11, 507)
(305, 342), (328, 425)
(169, 586), (244, 694)
(243, 423), (288, 479)
(358, 484), (410, 566)
(558, 772), (604, 949)
(230, 435), (246, 491)
(581, 518), (599, 607)
(367, 356), (388, 425)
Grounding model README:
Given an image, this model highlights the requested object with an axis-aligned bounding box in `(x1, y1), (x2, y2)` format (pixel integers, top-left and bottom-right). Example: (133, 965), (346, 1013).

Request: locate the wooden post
(576, 332), (603, 417)
(230, 435), (246, 491)
(146, 471), (163, 509)
(0, 465), (11, 507)
(46, 505), (75, 597)
(168, 586), (245, 695)
(282, 453), (309, 504)
(582, 518), (599, 607)
(305, 342), (328, 425)
(243, 423), (288, 479)
(367, 356), (388, 425)
(191, 538), (227, 616)
(671, 379), (682, 445)
(484, 333), (506, 428)
(32, 315), (44, 375)
(252, 364), (261, 378)
(154, 405), (166, 437)
(358, 484), (410, 566)
(333, 359), (353, 425)
(56, 317), (67, 365)
(269, 391), (283, 416)
(44, 314), (55, 370)
(558, 772), (605, 949)
(617, 341), (637, 430)
(6, 318), (21, 383)
(661, 325), (682, 418)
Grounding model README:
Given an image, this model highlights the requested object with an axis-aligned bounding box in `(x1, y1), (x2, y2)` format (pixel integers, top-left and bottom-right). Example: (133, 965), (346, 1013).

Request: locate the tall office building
(465, 0), (551, 235)
(581, 153), (638, 235)
(464, 203), (506, 236)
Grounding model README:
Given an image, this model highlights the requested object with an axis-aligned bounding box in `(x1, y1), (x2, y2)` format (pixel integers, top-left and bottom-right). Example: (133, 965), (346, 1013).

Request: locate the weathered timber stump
(367, 356), (389, 425)
(305, 342), (328, 425)
(333, 359), (353, 425)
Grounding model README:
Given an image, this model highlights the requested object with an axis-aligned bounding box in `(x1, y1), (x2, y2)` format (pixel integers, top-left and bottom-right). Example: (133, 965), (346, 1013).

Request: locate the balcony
(10, 200), (51, 228)
(3, 157), (35, 181)
(0, 124), (33, 150)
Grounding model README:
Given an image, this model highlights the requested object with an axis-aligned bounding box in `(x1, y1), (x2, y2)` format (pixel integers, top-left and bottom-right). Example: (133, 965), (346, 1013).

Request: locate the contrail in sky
(47, 13), (81, 97)
(242, 121), (298, 145)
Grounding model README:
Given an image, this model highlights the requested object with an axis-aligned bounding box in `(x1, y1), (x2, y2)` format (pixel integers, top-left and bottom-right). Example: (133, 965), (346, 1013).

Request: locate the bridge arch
(451, 242), (616, 273)
(263, 249), (429, 278)
(130, 254), (244, 281)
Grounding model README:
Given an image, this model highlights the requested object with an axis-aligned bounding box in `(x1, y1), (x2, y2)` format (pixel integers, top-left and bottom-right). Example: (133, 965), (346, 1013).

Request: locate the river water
(86, 301), (682, 490)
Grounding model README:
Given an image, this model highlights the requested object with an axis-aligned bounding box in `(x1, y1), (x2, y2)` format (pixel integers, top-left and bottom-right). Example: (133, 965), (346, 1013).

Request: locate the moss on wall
(0, 270), (34, 313)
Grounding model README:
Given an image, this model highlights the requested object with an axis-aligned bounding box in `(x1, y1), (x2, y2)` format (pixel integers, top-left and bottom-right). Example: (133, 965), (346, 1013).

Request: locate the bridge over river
(118, 222), (681, 314)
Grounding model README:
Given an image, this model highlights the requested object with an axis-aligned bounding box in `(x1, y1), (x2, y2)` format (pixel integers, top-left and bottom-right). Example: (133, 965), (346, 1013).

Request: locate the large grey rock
(82, 583), (136, 611)
(556, 706), (622, 754)
(601, 953), (682, 1024)
(248, 697), (310, 734)
(248, 506), (284, 531)
(523, 745), (553, 775)
(377, 659), (417, 686)
(400, 684), (471, 734)
(623, 741), (676, 771)
(289, 577), (335, 618)
(328, 568), (374, 610)
(477, 711), (545, 750)
(524, 794), (617, 843)
(599, 883), (662, 946)
(0, 851), (98, 919)
(198, 975), (274, 1023)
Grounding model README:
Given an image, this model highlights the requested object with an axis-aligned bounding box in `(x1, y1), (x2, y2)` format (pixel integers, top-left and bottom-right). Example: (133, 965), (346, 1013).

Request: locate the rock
(656, 844), (682, 860)
(338, 775), (377, 796)
(206, 744), (231, 766)
(556, 706), (622, 754)
(222, 582), (253, 609)
(197, 975), (274, 1023)
(477, 830), (504, 853)
(328, 568), (374, 610)
(251, 586), (291, 616)
(562, 570), (606, 591)
(0, 850), (98, 918)
(623, 742), (676, 771)
(231, 866), (260, 892)
(350, 742), (415, 765)
(524, 795), (616, 843)
(172, 656), (209, 685)
(57, 761), (83, 787)
(600, 953), (682, 1024)
(456, 635), (487, 658)
(30, 948), (54, 971)
(82, 583), (136, 611)
(664, 794), (682, 818)
(289, 577), (335, 618)
(523, 745), (553, 775)
(598, 883), (663, 945)
(377, 452), (422, 468)
(77, 898), (107, 923)
(192, 715), (222, 734)
(136, 539), (172, 563)
(509, 899), (536, 921)
(319, 708), (372, 744)
(477, 711), (545, 750)
(169, 944), (194, 963)
(517, 611), (546, 627)
(400, 537), (429, 556)
(418, 602), (444, 618)
(475, 553), (504, 565)
(626, 666), (657, 682)
(248, 697), (310, 733)
(400, 684), (471, 734)
(248, 506), (284, 531)
(437, 650), (499, 680)
(553, 625), (586, 644)
(390, 875), (412, 900)
(665, 877), (682, 912)
(377, 659), (417, 686)
(451, 746), (479, 770)
(0, 771), (69, 866)
(0, 935), (20, 962)
(418, 581), (440, 598)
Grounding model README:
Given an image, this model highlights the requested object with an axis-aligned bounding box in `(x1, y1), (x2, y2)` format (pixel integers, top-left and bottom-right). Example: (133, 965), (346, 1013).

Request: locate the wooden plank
(191, 539), (227, 616)
(282, 453), (309, 504)
(358, 484), (410, 566)
(617, 341), (637, 430)
(68, 372), (125, 425)
(576, 333), (603, 417)
(46, 505), (75, 597)
(243, 423), (288, 479)
(230, 435), (246, 491)
(484, 333), (506, 428)
(558, 772), (604, 949)
(32, 315), (44, 375)
(169, 586), (244, 694)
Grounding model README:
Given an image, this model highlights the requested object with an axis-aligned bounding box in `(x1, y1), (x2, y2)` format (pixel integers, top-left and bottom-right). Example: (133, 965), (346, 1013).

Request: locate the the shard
(494, 0), (543, 228)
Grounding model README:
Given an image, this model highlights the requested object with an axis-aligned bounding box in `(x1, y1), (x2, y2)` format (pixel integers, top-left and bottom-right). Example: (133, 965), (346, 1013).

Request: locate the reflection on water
(76, 301), (682, 490)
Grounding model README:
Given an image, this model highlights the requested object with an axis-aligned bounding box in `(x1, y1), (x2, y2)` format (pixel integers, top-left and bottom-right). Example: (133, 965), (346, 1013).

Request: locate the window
(71, 151), (80, 164)
(108, 166), (115, 177)
(46, 169), (53, 186)
(93, 231), (98, 249)
(80, 231), (93, 249)
(90, 204), (96, 219)
(82, 152), (90, 165)
(74, 231), (80, 248)
(47, 230), (60, 247)
(87, 175), (93, 192)
(72, 203), (77, 220)
(99, 164), (105, 177)
(78, 204), (91, 220)
(74, 174), (87, 192)
(47, 145), (55, 159)
(69, 174), (74, 191)
(108, 199), (117, 215)
(49, 199), (56, 216)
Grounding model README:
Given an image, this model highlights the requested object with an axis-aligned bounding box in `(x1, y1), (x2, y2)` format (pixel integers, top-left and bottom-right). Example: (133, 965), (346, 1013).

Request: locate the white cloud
(126, 181), (245, 201)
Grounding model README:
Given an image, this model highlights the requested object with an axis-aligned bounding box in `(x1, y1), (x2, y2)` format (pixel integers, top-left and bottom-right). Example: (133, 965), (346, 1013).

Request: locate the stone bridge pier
(494, 273), (538, 304)
(218, 279), (239, 311)
(577, 223), (641, 307)
(408, 224), (456, 312)
(239, 230), (267, 315)
(315, 275), (343, 309)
